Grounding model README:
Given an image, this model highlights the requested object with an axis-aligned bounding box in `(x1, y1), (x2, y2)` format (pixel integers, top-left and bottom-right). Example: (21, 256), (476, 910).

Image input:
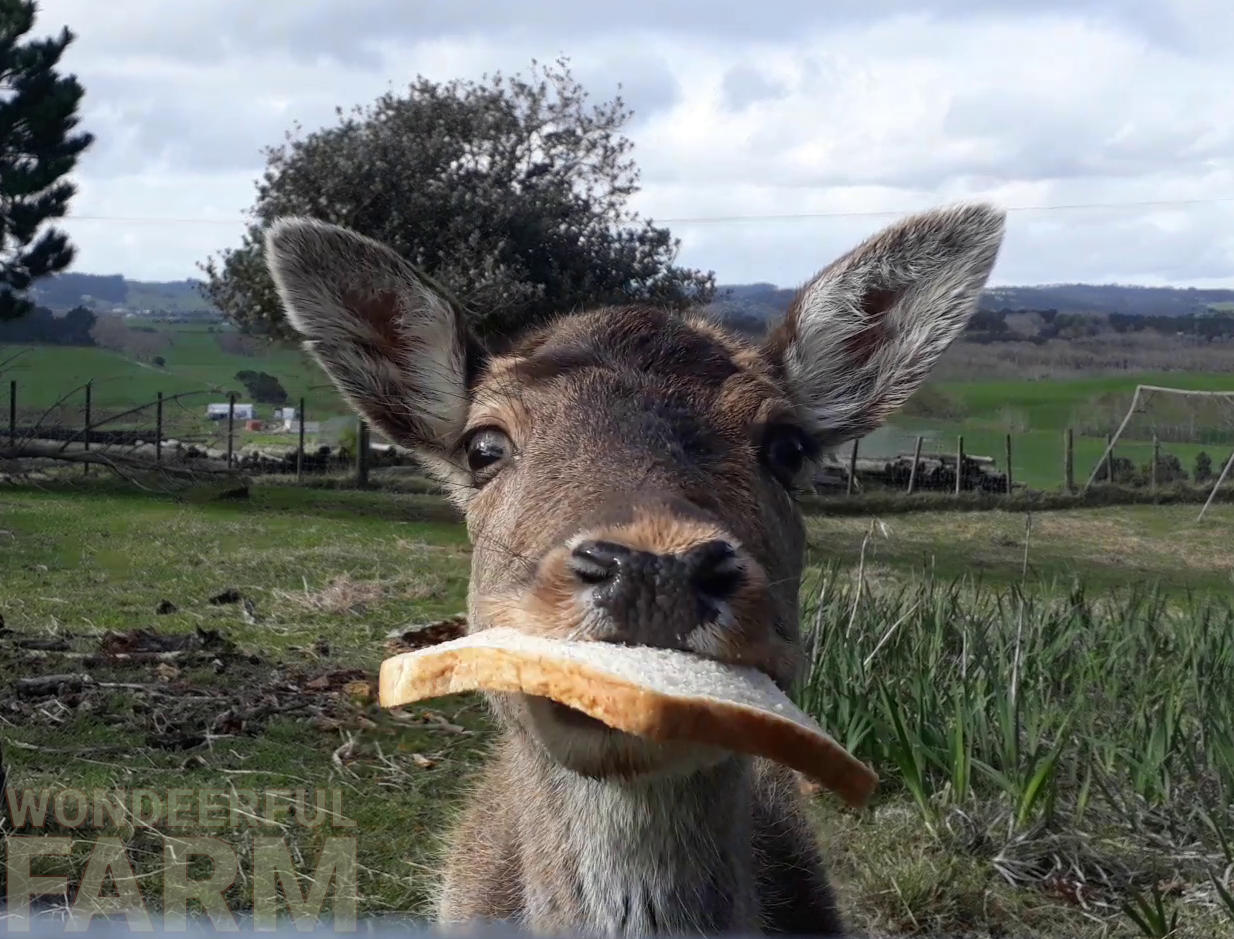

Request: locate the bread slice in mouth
(378, 626), (878, 809)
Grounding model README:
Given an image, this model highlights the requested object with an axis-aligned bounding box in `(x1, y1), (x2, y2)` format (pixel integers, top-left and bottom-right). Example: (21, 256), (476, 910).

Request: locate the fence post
(1151, 434), (1159, 493)
(8, 379), (14, 447)
(954, 435), (964, 496)
(846, 438), (859, 496)
(1005, 433), (1013, 496)
(1064, 428), (1074, 493)
(83, 381), (92, 476)
(355, 417), (370, 487)
(227, 393), (235, 468)
(1105, 432), (1114, 484)
(906, 435), (923, 494)
(296, 396), (305, 482)
(155, 391), (163, 465)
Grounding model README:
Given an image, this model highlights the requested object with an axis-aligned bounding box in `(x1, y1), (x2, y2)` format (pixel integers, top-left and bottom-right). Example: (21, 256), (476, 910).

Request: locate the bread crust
(379, 627), (877, 809)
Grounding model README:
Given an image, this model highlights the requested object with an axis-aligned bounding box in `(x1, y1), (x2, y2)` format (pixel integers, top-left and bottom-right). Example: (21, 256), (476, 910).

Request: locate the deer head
(266, 204), (1004, 779)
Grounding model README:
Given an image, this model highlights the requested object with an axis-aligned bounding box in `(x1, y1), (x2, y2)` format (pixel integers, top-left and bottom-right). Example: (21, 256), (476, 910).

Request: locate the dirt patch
(0, 622), (392, 764)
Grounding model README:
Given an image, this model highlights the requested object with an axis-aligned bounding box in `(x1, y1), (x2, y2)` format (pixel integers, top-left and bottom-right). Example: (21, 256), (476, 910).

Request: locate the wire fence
(4, 377), (1234, 511)
(0, 378), (383, 486)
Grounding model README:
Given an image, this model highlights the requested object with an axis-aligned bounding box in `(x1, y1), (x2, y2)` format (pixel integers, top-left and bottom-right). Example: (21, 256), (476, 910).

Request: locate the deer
(264, 202), (1006, 937)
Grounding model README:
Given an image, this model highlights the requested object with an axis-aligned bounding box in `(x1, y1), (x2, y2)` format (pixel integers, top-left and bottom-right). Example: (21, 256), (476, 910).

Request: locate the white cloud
(35, 1), (1234, 287)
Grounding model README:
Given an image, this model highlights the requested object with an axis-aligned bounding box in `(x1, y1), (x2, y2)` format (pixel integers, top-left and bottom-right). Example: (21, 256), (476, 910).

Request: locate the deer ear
(264, 217), (481, 482)
(764, 203), (1005, 449)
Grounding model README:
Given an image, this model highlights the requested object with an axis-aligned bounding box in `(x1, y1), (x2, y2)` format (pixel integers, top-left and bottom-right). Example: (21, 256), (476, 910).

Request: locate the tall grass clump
(794, 564), (1234, 923)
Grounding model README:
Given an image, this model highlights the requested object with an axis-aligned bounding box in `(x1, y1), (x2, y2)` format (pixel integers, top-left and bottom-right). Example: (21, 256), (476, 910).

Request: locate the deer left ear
(764, 203), (1005, 449)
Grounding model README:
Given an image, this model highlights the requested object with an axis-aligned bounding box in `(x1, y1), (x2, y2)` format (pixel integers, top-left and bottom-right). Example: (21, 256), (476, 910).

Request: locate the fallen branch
(1, 441), (248, 487)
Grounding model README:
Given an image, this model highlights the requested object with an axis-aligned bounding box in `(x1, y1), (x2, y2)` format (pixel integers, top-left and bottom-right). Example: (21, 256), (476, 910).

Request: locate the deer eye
(761, 424), (815, 487)
(465, 428), (512, 481)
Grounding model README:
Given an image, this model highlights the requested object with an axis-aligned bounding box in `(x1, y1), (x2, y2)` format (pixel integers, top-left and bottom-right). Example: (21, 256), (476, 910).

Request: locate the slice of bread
(379, 626), (878, 809)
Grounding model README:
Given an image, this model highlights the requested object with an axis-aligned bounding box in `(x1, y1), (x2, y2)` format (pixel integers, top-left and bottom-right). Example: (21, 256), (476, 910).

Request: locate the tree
(0, 301), (93, 344)
(235, 369), (288, 405)
(0, 1), (93, 320)
(201, 57), (714, 345)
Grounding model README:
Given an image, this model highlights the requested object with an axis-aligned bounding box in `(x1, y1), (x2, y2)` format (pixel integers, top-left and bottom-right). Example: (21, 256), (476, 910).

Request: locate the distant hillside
(708, 282), (1234, 327)
(26, 272), (1234, 324)
(29, 272), (218, 316)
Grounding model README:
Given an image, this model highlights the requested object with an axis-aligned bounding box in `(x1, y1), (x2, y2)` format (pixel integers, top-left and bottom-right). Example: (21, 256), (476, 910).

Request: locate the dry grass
(273, 574), (389, 615)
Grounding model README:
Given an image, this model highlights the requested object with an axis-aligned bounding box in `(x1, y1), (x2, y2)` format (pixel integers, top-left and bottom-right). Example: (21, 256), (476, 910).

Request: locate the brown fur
(263, 204), (1006, 938)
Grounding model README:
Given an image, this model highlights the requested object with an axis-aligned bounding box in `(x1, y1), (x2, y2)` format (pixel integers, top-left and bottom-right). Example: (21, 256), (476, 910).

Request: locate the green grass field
(887, 371), (1234, 490)
(2, 481), (1232, 936)
(6, 335), (1232, 494)
(2, 328), (349, 430)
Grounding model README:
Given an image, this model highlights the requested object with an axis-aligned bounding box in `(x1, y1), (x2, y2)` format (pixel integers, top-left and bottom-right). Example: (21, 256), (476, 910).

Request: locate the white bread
(378, 626), (878, 809)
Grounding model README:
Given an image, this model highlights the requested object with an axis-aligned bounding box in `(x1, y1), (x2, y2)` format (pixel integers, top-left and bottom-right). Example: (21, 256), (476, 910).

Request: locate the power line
(57, 195), (1234, 228)
(658, 196), (1234, 224)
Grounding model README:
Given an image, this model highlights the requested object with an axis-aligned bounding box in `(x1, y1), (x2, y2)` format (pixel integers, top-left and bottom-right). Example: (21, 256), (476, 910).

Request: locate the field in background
(7, 330), (1234, 495)
(880, 370), (1234, 490)
(2, 326), (349, 435)
(2, 481), (1232, 937)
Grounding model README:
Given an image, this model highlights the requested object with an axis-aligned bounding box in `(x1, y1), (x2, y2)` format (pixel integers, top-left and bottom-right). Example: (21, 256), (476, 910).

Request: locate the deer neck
(517, 739), (758, 936)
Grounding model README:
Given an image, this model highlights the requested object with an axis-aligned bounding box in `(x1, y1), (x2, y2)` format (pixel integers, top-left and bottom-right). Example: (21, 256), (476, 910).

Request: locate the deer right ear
(264, 217), (481, 485)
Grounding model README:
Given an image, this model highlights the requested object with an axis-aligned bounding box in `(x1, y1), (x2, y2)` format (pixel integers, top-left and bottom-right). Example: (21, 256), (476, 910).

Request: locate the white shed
(206, 402), (254, 420)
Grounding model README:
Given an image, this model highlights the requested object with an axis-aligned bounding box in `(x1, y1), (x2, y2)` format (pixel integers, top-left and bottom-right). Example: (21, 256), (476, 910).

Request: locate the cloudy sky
(36, 0), (1234, 289)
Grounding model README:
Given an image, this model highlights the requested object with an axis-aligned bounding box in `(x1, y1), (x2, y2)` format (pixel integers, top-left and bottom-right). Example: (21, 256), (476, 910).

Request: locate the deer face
(265, 204), (1004, 779)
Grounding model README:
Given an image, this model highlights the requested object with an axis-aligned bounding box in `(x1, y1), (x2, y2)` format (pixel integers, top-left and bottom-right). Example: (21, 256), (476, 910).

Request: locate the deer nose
(567, 539), (744, 639)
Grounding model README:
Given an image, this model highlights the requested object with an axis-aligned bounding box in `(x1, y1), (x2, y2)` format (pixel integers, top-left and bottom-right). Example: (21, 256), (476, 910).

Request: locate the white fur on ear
(264, 217), (471, 471)
(771, 202), (1005, 447)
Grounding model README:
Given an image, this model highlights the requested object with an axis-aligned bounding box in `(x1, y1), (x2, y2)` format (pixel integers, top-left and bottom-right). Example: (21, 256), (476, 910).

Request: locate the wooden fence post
(83, 381), (92, 476)
(1151, 434), (1160, 493)
(355, 417), (370, 487)
(906, 435), (923, 494)
(1064, 428), (1074, 493)
(954, 435), (964, 496)
(296, 396), (306, 482)
(846, 439), (859, 496)
(155, 391), (163, 464)
(1005, 433), (1013, 496)
(227, 392), (235, 468)
(8, 380), (14, 447)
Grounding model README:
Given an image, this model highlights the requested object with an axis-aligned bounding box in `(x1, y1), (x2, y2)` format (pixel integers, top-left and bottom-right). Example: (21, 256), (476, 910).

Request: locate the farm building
(205, 402), (255, 420)
(283, 418), (321, 434)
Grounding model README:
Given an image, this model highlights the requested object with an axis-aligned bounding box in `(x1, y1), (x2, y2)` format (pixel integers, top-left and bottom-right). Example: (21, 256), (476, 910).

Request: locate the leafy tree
(0, 1), (93, 319)
(0, 301), (93, 343)
(201, 57), (714, 345)
(235, 369), (288, 405)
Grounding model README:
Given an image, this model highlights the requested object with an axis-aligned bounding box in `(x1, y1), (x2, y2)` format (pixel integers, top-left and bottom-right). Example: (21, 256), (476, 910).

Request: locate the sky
(33, 0), (1234, 289)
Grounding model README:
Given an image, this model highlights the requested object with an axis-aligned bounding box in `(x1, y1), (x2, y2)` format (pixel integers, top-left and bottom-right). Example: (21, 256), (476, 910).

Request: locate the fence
(1, 379), (387, 487)
(813, 423), (1234, 506)
(5, 377), (1234, 505)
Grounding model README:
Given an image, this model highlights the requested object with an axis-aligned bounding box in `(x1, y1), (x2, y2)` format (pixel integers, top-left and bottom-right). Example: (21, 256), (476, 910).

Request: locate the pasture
(884, 370), (1234, 491)
(2, 480), (1232, 937)
(7, 330), (1232, 496)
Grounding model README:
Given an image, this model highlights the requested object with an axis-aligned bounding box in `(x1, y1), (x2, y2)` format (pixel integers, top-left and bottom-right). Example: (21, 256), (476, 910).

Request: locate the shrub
(1195, 451), (1214, 483)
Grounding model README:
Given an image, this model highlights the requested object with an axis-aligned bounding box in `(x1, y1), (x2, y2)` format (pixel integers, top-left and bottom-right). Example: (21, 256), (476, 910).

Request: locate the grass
(888, 370), (1234, 490)
(806, 502), (1234, 593)
(1, 329), (351, 430)
(796, 566), (1234, 938)
(7, 335), (1233, 490)
(4, 481), (1234, 935)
